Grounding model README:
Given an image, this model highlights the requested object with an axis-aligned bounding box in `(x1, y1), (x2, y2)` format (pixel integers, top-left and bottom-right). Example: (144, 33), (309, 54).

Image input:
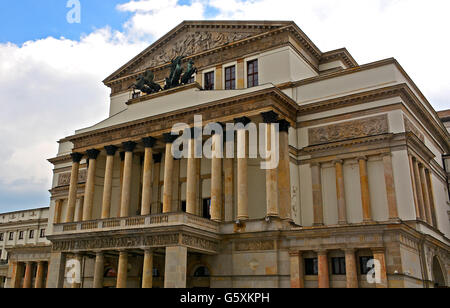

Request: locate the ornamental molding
(235, 240), (275, 251)
(308, 114), (389, 146)
(64, 88), (297, 151)
(57, 169), (87, 186)
(51, 232), (219, 254)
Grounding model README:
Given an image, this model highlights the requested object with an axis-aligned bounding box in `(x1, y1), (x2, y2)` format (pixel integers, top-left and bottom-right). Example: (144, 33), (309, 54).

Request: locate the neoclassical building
(0, 207), (50, 288)
(6, 20), (450, 288)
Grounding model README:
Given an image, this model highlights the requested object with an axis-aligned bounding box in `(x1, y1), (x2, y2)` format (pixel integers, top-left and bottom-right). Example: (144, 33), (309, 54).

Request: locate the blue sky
(0, 0), (449, 212)
(0, 0), (130, 44)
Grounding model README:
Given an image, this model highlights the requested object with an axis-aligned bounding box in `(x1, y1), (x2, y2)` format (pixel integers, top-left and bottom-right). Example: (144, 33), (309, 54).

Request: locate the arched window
(193, 266), (210, 277)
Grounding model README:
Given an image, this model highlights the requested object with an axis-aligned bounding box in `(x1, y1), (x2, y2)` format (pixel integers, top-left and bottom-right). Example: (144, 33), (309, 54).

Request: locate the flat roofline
(0, 206), (49, 216)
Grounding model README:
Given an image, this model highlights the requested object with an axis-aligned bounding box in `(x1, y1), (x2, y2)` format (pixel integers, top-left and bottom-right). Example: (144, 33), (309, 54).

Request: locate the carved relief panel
(308, 114), (389, 145)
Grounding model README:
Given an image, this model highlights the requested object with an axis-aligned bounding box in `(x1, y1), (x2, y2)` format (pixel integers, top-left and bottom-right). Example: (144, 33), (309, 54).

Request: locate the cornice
(319, 48), (358, 68)
(62, 87), (298, 151)
(302, 133), (394, 154)
(296, 83), (449, 150)
(47, 154), (72, 165)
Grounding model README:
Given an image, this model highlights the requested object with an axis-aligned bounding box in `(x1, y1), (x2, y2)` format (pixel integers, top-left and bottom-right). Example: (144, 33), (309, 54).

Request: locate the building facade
(6, 20), (450, 288)
(0, 207), (50, 288)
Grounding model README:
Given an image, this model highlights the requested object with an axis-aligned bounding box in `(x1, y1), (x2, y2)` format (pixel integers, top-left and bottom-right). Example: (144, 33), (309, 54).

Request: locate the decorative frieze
(52, 232), (218, 253)
(57, 169), (87, 186)
(235, 240), (275, 251)
(181, 234), (219, 252)
(308, 114), (389, 145)
(134, 31), (255, 74)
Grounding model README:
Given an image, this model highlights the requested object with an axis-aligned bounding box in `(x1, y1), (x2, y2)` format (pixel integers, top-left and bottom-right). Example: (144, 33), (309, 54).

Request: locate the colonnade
(9, 261), (48, 288)
(310, 153), (399, 225)
(59, 111), (293, 224)
(409, 155), (438, 227)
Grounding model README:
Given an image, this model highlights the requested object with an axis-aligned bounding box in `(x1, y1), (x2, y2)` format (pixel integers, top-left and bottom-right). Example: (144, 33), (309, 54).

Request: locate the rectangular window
(360, 256), (372, 275)
(29, 230), (34, 239)
(331, 257), (346, 275)
(19, 231), (24, 240)
(8, 232), (14, 241)
(204, 71), (215, 90)
(181, 201), (187, 212)
(225, 66), (236, 90)
(304, 258), (318, 275)
(202, 199), (211, 219)
(0, 233), (3, 241)
(39, 229), (45, 238)
(247, 59), (259, 88)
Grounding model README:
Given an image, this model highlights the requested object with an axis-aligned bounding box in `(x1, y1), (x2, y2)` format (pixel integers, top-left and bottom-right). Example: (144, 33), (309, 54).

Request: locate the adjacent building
(0, 207), (50, 288)
(5, 20), (450, 288)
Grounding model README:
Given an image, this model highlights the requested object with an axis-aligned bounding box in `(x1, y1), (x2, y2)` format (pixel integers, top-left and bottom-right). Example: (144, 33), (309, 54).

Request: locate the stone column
(186, 132), (198, 215)
(408, 155), (421, 219)
(334, 160), (347, 224)
(75, 197), (84, 222)
(34, 261), (45, 289)
(101, 146), (118, 219)
(116, 251), (128, 288)
(195, 158), (203, 216)
(164, 246), (187, 288)
(382, 153), (399, 220)
(311, 163), (324, 226)
(163, 134), (177, 213)
(412, 157), (426, 220)
(215, 64), (223, 90)
(120, 142), (137, 218)
(358, 156), (372, 222)
(345, 249), (358, 288)
(9, 261), (23, 288)
(236, 58), (245, 89)
(93, 252), (104, 289)
(23, 262), (33, 288)
(116, 152), (125, 217)
(289, 251), (304, 288)
(425, 170), (437, 227)
(71, 254), (82, 288)
(262, 111), (279, 218)
(46, 252), (66, 288)
(65, 153), (83, 223)
(419, 164), (432, 225)
(371, 248), (388, 288)
(278, 120), (292, 221)
(235, 117), (251, 221)
(53, 199), (63, 224)
(142, 249), (153, 288)
(210, 132), (223, 221)
(83, 149), (100, 221)
(151, 154), (162, 214)
(172, 159), (181, 212)
(317, 250), (329, 288)
(224, 157), (234, 221)
(141, 138), (156, 215)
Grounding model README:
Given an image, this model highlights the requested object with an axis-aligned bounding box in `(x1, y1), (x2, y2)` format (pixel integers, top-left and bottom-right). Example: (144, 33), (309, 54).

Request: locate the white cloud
(117, 0), (206, 40)
(0, 0), (449, 211)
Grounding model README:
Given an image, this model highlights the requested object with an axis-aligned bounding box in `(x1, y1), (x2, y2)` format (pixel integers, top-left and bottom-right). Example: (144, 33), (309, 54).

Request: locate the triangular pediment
(104, 21), (294, 84)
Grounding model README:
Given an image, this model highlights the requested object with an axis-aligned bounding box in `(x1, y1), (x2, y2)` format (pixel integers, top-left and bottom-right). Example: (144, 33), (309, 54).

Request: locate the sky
(0, 0), (449, 212)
